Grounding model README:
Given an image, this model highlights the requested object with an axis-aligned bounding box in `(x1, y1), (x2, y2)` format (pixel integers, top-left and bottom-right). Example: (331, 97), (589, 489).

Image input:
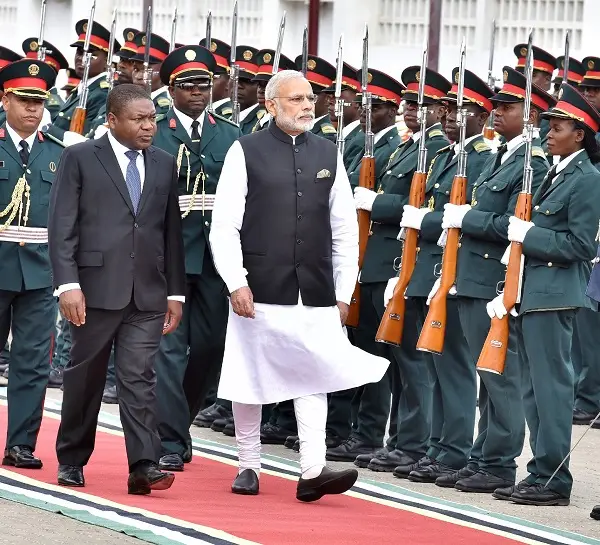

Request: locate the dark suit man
(48, 84), (186, 495)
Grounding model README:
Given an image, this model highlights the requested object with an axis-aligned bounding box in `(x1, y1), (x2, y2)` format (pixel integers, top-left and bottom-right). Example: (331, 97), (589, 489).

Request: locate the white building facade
(1, 0), (599, 92)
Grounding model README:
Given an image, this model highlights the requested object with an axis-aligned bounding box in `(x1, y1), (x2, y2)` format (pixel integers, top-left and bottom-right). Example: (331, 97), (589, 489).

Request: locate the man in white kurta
(210, 70), (389, 502)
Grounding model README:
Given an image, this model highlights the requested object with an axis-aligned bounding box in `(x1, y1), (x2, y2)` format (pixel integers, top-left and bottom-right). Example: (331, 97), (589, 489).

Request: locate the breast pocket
(532, 200), (565, 228)
(0, 168), (10, 206)
(39, 170), (54, 206)
(476, 178), (510, 211)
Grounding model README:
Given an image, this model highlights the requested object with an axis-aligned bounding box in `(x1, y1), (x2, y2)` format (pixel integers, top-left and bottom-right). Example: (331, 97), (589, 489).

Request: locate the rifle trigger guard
(433, 262), (442, 278)
(496, 280), (505, 295)
(393, 257), (402, 272)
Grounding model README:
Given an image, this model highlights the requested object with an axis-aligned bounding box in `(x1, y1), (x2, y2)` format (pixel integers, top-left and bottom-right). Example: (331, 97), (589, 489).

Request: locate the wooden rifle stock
(416, 174), (467, 354)
(69, 107), (87, 135)
(375, 170), (427, 345)
(483, 126), (495, 140)
(476, 192), (531, 374)
(346, 155), (376, 328)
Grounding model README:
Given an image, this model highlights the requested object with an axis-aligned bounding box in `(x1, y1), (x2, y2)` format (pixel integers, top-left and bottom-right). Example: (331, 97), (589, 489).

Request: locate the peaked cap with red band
(401, 65), (451, 104)
(70, 19), (121, 53)
(199, 38), (231, 75)
(446, 68), (494, 113)
(118, 28), (140, 60)
(252, 49), (295, 83)
(322, 62), (361, 94)
(0, 58), (56, 99)
(0, 46), (22, 70)
(541, 83), (600, 133)
(358, 68), (405, 105)
(61, 67), (80, 91)
(130, 32), (170, 64)
(294, 54), (335, 92)
(491, 66), (556, 111)
(232, 46), (259, 81)
(514, 44), (556, 76)
(159, 45), (216, 86)
(553, 56), (585, 85)
(580, 57), (600, 89)
(22, 38), (68, 73)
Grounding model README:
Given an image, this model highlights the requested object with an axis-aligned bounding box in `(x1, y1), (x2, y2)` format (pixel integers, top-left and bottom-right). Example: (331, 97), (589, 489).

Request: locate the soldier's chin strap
(544, 410), (600, 489)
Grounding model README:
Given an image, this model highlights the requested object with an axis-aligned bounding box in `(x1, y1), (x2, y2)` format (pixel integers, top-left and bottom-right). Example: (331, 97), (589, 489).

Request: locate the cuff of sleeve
(167, 296), (186, 303)
(335, 284), (354, 306)
(226, 277), (249, 295)
(54, 283), (81, 297)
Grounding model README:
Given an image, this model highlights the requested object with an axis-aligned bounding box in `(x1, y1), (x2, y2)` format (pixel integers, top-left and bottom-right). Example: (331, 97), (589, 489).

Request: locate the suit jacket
(48, 134), (186, 312)
(522, 151), (600, 312)
(456, 137), (549, 300)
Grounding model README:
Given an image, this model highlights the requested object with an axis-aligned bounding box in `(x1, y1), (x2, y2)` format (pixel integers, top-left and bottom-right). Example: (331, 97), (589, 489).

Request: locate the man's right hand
(230, 286), (255, 319)
(59, 289), (86, 326)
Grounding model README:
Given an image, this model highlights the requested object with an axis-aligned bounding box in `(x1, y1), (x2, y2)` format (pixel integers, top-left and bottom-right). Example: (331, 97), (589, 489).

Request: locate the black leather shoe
(194, 403), (233, 428)
(222, 421), (236, 437)
(326, 436), (379, 462)
(355, 447), (390, 469)
(435, 463), (478, 488)
(3, 446), (42, 469)
(455, 470), (513, 493)
(293, 439), (300, 452)
(573, 407), (596, 425)
(325, 434), (344, 449)
(47, 367), (64, 388)
(296, 467), (358, 502)
(128, 462), (175, 495)
(591, 504), (600, 520)
(102, 385), (118, 404)
(58, 464), (85, 487)
(493, 480), (532, 501)
(0, 360), (8, 373)
(284, 435), (299, 449)
(182, 442), (192, 463)
(393, 456), (432, 479)
(260, 424), (296, 445)
(409, 462), (456, 483)
(368, 449), (416, 472)
(510, 483), (570, 506)
(158, 453), (184, 472)
(232, 469), (259, 495)
(211, 416), (233, 433)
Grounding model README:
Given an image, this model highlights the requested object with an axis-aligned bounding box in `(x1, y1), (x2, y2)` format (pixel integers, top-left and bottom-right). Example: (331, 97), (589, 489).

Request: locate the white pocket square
(316, 169), (331, 179)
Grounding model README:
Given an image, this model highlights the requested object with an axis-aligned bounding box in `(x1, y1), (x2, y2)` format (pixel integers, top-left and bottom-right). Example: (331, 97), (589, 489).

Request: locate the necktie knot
(19, 140), (29, 152)
(19, 140), (30, 166)
(191, 120), (201, 142)
(125, 150), (140, 162)
(497, 143), (508, 156)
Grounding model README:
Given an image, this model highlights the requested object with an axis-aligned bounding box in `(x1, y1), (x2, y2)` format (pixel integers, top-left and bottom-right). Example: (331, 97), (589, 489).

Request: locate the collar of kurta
(269, 121), (307, 145)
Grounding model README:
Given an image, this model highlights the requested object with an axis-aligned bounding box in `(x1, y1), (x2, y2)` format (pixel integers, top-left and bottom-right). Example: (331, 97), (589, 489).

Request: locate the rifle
(300, 26), (308, 76)
(417, 38), (467, 354)
(563, 30), (570, 84)
(205, 11), (213, 111)
(334, 35), (345, 155)
(169, 6), (178, 53)
(69, 0), (96, 134)
(476, 29), (535, 375)
(142, 6), (153, 95)
(230, 1), (240, 125)
(106, 8), (117, 91)
(272, 12), (286, 74)
(346, 25), (373, 329)
(36, 0), (47, 62)
(375, 39), (429, 345)
(483, 19), (497, 140)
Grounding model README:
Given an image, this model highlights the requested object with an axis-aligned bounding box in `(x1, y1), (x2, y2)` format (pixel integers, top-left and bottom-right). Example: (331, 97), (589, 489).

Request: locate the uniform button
(484, 253), (489, 259)
(434, 183), (439, 188)
(416, 247), (420, 252)
(386, 170), (392, 175)
(445, 190), (449, 195)
(297, 214), (302, 220)
(134, 222), (138, 228)
(297, 191), (303, 197)
(296, 168), (302, 174)
(534, 205), (540, 210)
(296, 239), (302, 245)
(545, 210), (550, 215)
(548, 262), (553, 267)
(492, 185), (497, 189)
(26, 169), (31, 174)
(458, 242), (461, 248)
(205, 221), (210, 227)
(130, 252), (135, 258)
(294, 148), (299, 153)
(58, 112), (64, 117)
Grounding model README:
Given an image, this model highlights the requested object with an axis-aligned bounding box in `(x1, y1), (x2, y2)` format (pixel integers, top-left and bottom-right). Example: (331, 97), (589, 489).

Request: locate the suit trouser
(0, 288), (54, 449)
(518, 310), (576, 497)
(156, 254), (228, 456)
(425, 298), (476, 468)
(457, 297), (524, 481)
(572, 308), (600, 414)
(56, 300), (163, 467)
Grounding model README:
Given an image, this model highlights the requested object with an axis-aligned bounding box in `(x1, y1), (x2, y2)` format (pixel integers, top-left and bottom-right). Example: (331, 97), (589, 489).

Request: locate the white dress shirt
(212, 96), (230, 110)
(554, 148), (585, 178)
(501, 127), (541, 164)
(172, 107), (205, 139)
(239, 103), (259, 123)
(453, 133), (482, 156)
(5, 123), (37, 158)
(374, 123), (397, 145)
(151, 86), (168, 101)
(342, 119), (361, 139)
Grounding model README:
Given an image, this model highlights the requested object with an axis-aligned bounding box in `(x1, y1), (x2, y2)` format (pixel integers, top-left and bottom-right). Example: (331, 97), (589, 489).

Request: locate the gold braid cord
(176, 143), (206, 219)
(0, 174), (30, 232)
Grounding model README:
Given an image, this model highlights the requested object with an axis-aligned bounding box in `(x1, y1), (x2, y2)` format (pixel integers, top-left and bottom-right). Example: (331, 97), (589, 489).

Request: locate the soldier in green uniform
(435, 67), (553, 493)
(0, 47), (24, 126)
(0, 59), (64, 469)
(551, 57), (585, 98)
(200, 38), (232, 119)
(21, 38), (69, 122)
(295, 54), (337, 142)
(150, 45), (242, 471)
(45, 19), (120, 146)
(232, 48), (262, 135)
(490, 84), (600, 506)
(393, 70), (493, 483)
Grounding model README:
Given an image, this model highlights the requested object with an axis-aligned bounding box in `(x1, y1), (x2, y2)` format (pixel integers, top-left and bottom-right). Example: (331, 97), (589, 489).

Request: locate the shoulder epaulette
(221, 107), (233, 116)
(42, 131), (66, 148)
(46, 95), (61, 106)
(157, 97), (171, 107)
(256, 109), (266, 120)
(428, 129), (445, 138)
(321, 124), (336, 134)
(435, 144), (453, 155)
(155, 113), (168, 123)
(211, 111), (241, 128)
(532, 146), (546, 159)
(473, 140), (491, 153)
(99, 80), (110, 89)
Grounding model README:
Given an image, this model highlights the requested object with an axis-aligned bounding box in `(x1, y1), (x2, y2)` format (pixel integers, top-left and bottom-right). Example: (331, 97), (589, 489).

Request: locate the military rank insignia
(169, 118), (177, 129)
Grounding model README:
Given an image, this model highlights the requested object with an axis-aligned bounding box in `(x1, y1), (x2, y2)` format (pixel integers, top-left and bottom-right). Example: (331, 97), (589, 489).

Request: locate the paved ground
(2, 388), (600, 543)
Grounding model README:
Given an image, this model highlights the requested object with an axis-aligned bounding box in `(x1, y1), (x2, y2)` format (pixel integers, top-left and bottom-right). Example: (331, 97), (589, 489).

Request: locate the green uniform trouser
(52, 317), (71, 369)
(572, 308), (600, 414)
(518, 310), (577, 497)
(426, 298), (477, 468)
(0, 288), (55, 448)
(457, 297), (524, 481)
(269, 400), (297, 432)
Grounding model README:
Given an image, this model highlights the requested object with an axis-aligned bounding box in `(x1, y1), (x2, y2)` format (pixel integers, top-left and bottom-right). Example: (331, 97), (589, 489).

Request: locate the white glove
(441, 203), (471, 229)
(437, 229), (447, 248)
(400, 205), (430, 230)
(93, 124), (109, 139)
(507, 216), (534, 243)
(354, 187), (378, 211)
(39, 108), (51, 130)
(63, 130), (88, 147)
(501, 244), (511, 265)
(486, 293), (518, 319)
(426, 277), (456, 305)
(383, 277), (399, 307)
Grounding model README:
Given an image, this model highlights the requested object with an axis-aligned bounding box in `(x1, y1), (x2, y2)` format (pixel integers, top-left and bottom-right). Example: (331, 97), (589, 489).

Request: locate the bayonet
(106, 8), (117, 90)
(272, 11), (286, 74)
(483, 19), (497, 139)
(142, 5), (153, 94)
(362, 24), (373, 158)
(334, 35), (345, 154)
(206, 11), (213, 110)
(301, 26), (308, 76)
(416, 37), (429, 174)
(563, 30), (570, 84)
(230, 1), (240, 124)
(522, 29), (535, 194)
(37, 0), (47, 62)
(169, 6), (178, 53)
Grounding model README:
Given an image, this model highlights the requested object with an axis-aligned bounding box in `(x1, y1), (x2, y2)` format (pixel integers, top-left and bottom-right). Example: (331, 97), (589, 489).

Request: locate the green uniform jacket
(346, 126), (401, 190)
(406, 136), (492, 298)
(154, 90), (171, 117)
(46, 77), (110, 144)
(456, 137), (549, 300)
(520, 151), (600, 313)
(46, 87), (65, 122)
(360, 123), (449, 284)
(342, 124), (364, 170)
(214, 99), (233, 119)
(239, 104), (266, 135)
(0, 126), (64, 291)
(311, 114), (337, 142)
(0, 108), (5, 127)
(152, 109), (242, 275)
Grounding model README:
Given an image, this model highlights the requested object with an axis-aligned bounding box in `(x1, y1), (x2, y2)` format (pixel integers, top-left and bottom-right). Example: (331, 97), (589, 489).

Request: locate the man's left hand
(337, 301), (350, 325)
(354, 187), (377, 211)
(163, 300), (183, 335)
(507, 216), (535, 243)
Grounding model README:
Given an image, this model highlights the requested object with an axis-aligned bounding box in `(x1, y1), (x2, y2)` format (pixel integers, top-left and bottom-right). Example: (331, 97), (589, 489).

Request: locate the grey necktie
(124, 150), (142, 213)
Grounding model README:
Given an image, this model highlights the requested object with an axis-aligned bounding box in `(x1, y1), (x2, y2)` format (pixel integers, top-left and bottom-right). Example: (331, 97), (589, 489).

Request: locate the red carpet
(0, 405), (541, 545)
